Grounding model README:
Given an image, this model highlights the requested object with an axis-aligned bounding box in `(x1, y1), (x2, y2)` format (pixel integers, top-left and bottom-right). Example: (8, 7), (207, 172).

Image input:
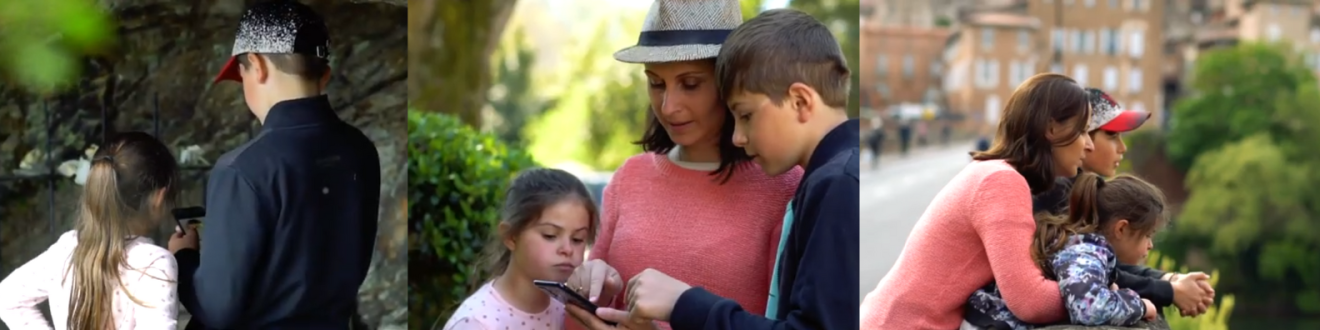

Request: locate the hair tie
(1095, 176), (1106, 190)
(95, 155), (115, 163)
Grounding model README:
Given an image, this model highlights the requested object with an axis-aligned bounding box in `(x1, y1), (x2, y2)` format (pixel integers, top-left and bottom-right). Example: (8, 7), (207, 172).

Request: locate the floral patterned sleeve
(1050, 234), (1145, 326)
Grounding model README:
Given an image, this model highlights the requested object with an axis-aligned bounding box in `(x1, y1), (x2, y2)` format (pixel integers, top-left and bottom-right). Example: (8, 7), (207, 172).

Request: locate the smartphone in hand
(533, 280), (617, 326)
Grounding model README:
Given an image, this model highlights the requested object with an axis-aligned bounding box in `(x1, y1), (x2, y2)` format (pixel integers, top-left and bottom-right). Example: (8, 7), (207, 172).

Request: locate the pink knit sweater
(573, 152), (800, 330)
(860, 159), (1067, 329)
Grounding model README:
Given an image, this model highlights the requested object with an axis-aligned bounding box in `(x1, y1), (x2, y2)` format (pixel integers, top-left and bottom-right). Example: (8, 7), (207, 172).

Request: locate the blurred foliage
(407, 110), (536, 328)
(409, 0), (518, 127)
(1166, 42), (1318, 172)
(520, 12), (650, 171)
(511, 0), (857, 171)
(791, 0), (860, 118)
(1146, 250), (1236, 330)
(0, 0), (116, 94)
(1167, 42), (1320, 314)
(1114, 128), (1164, 175)
(486, 27), (556, 145)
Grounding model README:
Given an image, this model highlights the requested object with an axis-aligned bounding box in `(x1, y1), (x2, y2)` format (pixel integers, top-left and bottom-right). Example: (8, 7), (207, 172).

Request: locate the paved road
(858, 142), (979, 303)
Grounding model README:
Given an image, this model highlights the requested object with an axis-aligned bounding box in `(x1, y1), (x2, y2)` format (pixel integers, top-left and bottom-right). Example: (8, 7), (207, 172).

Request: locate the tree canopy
(1170, 42), (1320, 313)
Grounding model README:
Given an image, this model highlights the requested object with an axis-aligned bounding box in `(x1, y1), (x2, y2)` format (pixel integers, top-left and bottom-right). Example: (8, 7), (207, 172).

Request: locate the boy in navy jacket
(580, 9), (860, 330)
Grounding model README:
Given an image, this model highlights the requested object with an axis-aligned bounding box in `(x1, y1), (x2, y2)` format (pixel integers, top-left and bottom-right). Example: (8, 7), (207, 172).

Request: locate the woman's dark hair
(1030, 173), (1169, 276)
(636, 60), (752, 184)
(971, 73), (1090, 194)
(66, 131), (179, 330)
(477, 168), (600, 280)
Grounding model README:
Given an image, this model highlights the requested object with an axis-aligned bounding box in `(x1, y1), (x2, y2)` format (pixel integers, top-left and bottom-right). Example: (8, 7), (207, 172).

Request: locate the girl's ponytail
(65, 133), (178, 330)
(1030, 173), (1105, 277)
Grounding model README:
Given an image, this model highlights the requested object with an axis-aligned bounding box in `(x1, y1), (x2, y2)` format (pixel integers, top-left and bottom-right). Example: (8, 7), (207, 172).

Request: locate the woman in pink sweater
(859, 73), (1095, 329)
(562, 1), (802, 329)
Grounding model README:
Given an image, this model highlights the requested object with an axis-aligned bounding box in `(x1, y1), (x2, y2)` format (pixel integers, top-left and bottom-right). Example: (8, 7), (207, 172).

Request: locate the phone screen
(532, 280), (617, 326)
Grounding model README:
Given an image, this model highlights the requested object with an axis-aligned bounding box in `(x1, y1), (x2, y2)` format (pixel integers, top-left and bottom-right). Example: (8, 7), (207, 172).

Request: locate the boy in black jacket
(167, 1), (381, 328)
(580, 9), (859, 330)
(1032, 88), (1214, 318)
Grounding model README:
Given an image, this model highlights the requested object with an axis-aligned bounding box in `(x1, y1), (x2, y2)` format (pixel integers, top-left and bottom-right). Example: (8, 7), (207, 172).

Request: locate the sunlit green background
(0, 0), (115, 94)
(412, 0), (858, 172)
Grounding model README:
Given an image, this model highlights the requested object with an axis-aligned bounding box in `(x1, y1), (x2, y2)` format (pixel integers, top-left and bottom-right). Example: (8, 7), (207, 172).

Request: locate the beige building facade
(861, 0), (954, 120)
(944, 0), (1166, 131)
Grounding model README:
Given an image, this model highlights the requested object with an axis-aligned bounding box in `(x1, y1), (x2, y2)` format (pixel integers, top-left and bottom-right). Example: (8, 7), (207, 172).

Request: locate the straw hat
(613, 0), (743, 63)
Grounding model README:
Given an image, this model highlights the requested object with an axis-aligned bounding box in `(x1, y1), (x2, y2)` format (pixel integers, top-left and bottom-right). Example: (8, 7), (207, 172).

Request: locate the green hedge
(407, 110), (536, 328)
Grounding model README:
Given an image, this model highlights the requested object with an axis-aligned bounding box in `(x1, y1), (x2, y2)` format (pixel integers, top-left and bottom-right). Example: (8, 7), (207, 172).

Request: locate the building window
(1082, 30), (1095, 54)
(977, 59), (999, 89)
(903, 55), (915, 78)
(876, 83), (891, 99)
(982, 29), (995, 50)
(975, 59), (986, 87)
(1018, 30), (1030, 52)
(1128, 30), (1144, 57)
(1109, 0), (1118, 8)
(1053, 29), (1064, 52)
(1099, 29), (1111, 55)
(1073, 64), (1089, 87)
(1105, 28), (1119, 55)
(1070, 29), (1082, 53)
(876, 54), (888, 76)
(986, 95), (1003, 125)
(1051, 63), (1064, 74)
(977, 59), (1001, 89)
(931, 61), (943, 76)
(1268, 24), (1282, 41)
(1103, 66), (1118, 90)
(1009, 61), (1021, 87)
(1128, 68), (1143, 92)
(1085, 0), (1095, 7)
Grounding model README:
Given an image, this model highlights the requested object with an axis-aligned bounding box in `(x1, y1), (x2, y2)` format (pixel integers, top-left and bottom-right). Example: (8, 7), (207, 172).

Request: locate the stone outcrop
(0, 1), (405, 329)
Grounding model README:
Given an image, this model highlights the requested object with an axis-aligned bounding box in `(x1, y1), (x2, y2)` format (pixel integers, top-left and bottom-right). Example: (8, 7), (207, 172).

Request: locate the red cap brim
(213, 57), (242, 83)
(1098, 110), (1151, 132)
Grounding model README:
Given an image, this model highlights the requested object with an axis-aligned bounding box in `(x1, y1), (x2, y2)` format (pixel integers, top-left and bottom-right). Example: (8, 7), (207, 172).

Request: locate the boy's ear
(787, 82), (817, 123)
(499, 222), (516, 251)
(245, 53), (270, 84)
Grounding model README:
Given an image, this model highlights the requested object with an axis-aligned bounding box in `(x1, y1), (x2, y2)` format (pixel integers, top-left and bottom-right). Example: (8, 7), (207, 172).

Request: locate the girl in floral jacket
(962, 173), (1167, 329)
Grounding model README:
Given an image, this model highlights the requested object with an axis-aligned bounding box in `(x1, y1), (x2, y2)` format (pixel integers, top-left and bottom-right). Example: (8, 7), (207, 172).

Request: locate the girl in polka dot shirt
(0, 132), (180, 329)
(443, 168), (600, 330)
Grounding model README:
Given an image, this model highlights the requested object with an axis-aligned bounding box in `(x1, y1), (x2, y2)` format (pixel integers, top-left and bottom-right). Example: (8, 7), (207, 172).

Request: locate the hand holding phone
(534, 280), (617, 327)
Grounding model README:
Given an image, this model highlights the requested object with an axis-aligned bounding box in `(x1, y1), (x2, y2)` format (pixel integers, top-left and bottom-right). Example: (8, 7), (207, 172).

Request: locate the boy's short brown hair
(715, 9), (850, 109)
(236, 53), (330, 82)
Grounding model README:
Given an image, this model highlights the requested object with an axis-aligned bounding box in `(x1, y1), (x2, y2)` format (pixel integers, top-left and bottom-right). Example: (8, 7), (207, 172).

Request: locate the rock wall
(0, 1), (406, 329)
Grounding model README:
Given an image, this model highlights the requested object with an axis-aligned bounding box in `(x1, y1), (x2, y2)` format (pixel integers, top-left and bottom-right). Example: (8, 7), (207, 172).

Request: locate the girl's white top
(0, 230), (178, 330)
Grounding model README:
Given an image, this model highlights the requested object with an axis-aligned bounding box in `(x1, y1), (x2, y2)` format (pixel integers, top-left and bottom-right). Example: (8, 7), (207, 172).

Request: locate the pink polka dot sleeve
(0, 236), (61, 329)
(123, 244), (179, 329)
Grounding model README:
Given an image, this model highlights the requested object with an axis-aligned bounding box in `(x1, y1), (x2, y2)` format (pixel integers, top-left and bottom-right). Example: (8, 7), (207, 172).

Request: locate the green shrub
(407, 110), (536, 329)
(1146, 250), (1236, 330)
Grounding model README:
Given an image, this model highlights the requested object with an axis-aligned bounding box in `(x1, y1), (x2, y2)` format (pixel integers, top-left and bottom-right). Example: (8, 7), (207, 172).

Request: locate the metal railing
(0, 93), (254, 275)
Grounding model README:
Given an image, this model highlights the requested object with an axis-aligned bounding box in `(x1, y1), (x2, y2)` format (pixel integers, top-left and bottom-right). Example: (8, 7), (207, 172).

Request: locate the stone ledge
(1037, 318), (1171, 330)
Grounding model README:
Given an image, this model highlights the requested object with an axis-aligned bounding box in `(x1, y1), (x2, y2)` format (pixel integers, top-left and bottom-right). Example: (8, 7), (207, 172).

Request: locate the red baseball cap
(1085, 88), (1150, 132)
(214, 1), (331, 84)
